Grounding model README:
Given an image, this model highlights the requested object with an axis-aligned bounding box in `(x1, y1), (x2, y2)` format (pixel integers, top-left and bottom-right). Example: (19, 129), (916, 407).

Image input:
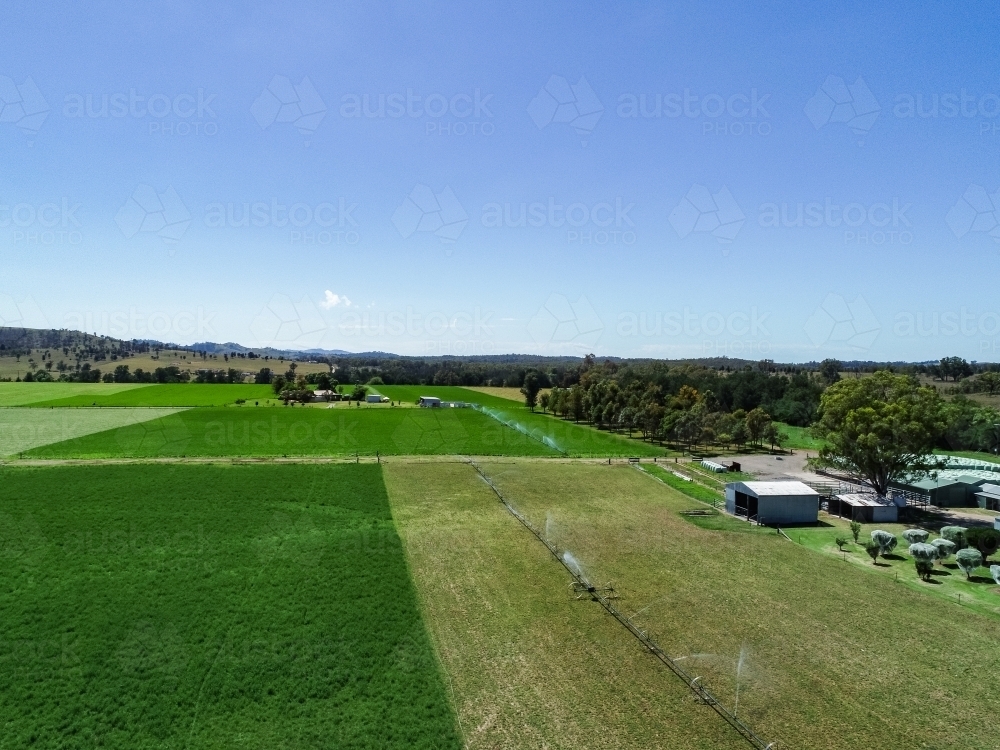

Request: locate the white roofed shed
(725, 481), (820, 525)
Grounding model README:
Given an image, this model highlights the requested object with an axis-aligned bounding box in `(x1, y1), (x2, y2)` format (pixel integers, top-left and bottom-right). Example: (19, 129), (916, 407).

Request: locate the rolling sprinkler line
(470, 404), (568, 455)
(467, 458), (778, 750)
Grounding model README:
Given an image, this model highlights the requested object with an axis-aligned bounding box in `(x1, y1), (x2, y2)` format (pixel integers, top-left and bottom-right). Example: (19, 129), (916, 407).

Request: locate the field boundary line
(467, 458), (778, 750)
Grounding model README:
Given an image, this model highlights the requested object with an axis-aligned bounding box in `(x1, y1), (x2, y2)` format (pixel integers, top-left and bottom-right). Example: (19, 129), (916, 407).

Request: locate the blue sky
(2, 1), (999, 362)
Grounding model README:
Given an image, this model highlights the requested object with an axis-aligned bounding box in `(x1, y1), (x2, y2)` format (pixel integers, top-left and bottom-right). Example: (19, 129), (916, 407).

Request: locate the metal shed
(725, 481), (820, 525)
(895, 475), (988, 508)
(828, 493), (898, 523)
(974, 483), (1000, 511)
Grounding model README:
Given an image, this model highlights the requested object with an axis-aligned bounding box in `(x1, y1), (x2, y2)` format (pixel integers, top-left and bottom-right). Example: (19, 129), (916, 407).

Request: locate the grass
(781, 515), (1000, 617)
(773, 421), (826, 451)
(28, 383), (276, 407)
(0, 463), (460, 748)
(460, 460), (1000, 749)
(22, 406), (559, 459)
(0, 407), (186, 456)
(383, 461), (743, 749)
(643, 463), (723, 504)
(378, 386), (667, 457)
(0, 382), (147, 406)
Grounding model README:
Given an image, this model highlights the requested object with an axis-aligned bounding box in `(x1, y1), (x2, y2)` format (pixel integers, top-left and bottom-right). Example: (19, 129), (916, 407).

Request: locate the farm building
(828, 493), (899, 523)
(975, 484), (1000, 510)
(891, 474), (989, 508)
(418, 396), (441, 407)
(725, 481), (820, 525)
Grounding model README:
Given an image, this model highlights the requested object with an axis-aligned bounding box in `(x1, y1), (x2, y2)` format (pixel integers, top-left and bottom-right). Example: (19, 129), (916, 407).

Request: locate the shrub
(849, 520), (862, 543)
(915, 559), (935, 581)
(964, 528), (1000, 563)
(902, 529), (928, 544)
(835, 536), (848, 551)
(955, 548), (983, 580)
(940, 526), (967, 549)
(908, 542), (939, 562)
(864, 539), (882, 564)
(931, 538), (956, 560)
(871, 529), (897, 555)
(991, 565), (1000, 586)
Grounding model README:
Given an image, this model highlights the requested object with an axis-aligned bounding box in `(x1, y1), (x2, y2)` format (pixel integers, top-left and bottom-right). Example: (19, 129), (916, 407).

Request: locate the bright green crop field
(378, 385), (666, 457)
(0, 407), (186, 456)
(27, 383), (275, 407)
(0, 382), (148, 406)
(23, 406), (559, 459)
(0, 463), (460, 749)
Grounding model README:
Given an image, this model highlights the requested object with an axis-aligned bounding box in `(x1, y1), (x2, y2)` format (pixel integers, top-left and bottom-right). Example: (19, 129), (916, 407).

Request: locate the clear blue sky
(2, 1), (998, 362)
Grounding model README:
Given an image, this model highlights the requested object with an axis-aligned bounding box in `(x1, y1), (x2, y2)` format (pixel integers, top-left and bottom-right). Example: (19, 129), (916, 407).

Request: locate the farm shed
(418, 396), (441, 407)
(828, 493), (898, 523)
(365, 394), (383, 403)
(725, 481), (820, 525)
(894, 475), (988, 508)
(974, 483), (1000, 511)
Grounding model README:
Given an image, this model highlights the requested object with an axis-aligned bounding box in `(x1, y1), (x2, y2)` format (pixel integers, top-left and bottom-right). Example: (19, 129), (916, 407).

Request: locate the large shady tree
(810, 371), (946, 496)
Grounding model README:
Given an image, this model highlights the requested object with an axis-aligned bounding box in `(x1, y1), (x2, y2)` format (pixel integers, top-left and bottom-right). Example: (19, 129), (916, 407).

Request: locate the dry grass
(383, 461), (742, 750)
(391, 459), (1000, 750)
(462, 386), (550, 403)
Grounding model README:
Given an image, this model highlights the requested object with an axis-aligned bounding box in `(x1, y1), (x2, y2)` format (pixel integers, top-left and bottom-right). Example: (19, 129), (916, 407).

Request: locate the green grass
(378, 386), (666, 457)
(22, 406), (559, 458)
(0, 463), (460, 748)
(0, 382), (147, 406)
(773, 421), (826, 451)
(29, 383), (276, 407)
(473, 461), (1000, 749)
(643, 464), (723, 504)
(0, 407), (186, 456)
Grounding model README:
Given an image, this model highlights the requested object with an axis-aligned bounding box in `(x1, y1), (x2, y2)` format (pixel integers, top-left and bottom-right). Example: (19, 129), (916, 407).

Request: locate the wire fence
(467, 458), (778, 750)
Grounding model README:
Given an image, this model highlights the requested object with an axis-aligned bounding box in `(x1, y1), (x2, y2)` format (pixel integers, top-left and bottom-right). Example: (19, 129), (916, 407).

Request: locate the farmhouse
(828, 493), (899, 523)
(725, 481), (820, 525)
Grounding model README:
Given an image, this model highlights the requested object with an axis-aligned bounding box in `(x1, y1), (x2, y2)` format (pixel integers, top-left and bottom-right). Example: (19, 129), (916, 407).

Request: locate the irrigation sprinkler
(466, 457), (778, 750)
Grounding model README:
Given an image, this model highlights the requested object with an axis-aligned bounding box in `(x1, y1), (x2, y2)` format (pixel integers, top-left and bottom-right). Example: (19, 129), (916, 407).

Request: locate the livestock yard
(2, 381), (1000, 749)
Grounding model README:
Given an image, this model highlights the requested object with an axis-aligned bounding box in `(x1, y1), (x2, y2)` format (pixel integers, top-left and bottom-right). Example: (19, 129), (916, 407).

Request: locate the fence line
(467, 458), (777, 750)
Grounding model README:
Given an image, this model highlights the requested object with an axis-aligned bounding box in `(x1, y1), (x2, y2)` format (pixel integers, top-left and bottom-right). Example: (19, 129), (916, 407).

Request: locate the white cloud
(320, 290), (351, 309)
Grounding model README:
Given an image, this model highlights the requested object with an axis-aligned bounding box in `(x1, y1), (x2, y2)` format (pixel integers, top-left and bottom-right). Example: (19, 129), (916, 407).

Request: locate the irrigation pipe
(467, 458), (777, 750)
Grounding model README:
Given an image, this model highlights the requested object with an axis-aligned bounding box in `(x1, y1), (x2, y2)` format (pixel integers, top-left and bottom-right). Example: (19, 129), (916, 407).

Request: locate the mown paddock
(383, 460), (743, 750)
(0, 382), (148, 406)
(22, 407), (559, 459)
(0, 407), (187, 456)
(0, 462), (460, 749)
(28, 383), (276, 407)
(377, 385), (666, 457)
(389, 459), (1000, 750)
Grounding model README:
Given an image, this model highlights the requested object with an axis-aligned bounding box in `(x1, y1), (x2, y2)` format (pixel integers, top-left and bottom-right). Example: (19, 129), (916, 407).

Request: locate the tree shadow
(882, 553), (906, 561)
(929, 568), (952, 577)
(920, 577), (943, 585)
(968, 575), (994, 584)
